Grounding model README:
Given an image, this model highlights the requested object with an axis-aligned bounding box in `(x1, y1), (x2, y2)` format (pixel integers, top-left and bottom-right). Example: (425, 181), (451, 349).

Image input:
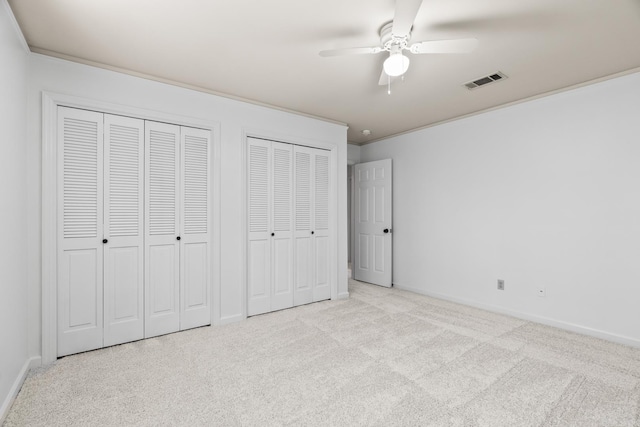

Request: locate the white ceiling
(9, 0), (640, 144)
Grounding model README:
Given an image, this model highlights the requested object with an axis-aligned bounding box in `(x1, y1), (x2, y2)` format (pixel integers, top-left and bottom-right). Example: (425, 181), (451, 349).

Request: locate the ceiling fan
(319, 0), (478, 87)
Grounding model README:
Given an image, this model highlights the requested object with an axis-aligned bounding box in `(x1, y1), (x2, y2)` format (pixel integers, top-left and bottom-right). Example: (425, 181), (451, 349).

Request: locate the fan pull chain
(387, 74), (391, 95)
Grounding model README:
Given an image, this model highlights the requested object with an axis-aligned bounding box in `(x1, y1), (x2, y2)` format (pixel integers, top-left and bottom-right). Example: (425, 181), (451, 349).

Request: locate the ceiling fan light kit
(384, 51), (410, 77)
(319, 0), (478, 88)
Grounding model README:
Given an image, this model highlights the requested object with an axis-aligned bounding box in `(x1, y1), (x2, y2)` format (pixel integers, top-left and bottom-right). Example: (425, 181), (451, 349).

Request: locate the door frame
(41, 92), (221, 365)
(241, 129), (340, 319)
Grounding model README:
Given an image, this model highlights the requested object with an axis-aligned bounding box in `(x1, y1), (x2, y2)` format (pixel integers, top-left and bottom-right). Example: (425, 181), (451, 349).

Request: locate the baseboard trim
(218, 314), (245, 325)
(393, 283), (640, 349)
(0, 356), (39, 423)
(28, 356), (41, 370)
(337, 292), (350, 300)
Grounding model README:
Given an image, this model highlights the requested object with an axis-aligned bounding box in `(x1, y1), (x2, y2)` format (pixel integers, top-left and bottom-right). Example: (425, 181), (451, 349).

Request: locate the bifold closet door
(293, 146), (330, 306)
(293, 146), (313, 305)
(247, 138), (293, 316)
(57, 107), (105, 357)
(103, 115), (144, 347)
(180, 127), (211, 329)
(270, 142), (294, 312)
(145, 121), (180, 338)
(312, 150), (331, 302)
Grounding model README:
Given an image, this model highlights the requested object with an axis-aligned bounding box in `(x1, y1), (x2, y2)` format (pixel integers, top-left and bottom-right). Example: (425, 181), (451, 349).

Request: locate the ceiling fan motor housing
(380, 21), (411, 52)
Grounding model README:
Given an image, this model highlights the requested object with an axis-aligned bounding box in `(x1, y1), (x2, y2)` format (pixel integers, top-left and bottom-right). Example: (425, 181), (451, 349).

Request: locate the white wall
(27, 54), (348, 359)
(347, 143), (361, 164)
(361, 71), (640, 346)
(346, 144), (361, 264)
(0, 0), (30, 419)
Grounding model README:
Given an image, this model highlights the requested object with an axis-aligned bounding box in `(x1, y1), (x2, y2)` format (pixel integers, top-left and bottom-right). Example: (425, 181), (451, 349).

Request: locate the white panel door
(145, 121), (180, 337)
(312, 150), (331, 301)
(294, 146), (332, 304)
(293, 146), (313, 305)
(247, 138), (272, 315)
(57, 106), (104, 357)
(103, 114), (145, 346)
(180, 126), (211, 330)
(354, 159), (392, 287)
(270, 142), (294, 311)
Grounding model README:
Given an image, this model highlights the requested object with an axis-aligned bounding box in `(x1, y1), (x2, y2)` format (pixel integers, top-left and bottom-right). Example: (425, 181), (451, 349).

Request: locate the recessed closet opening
(41, 93), (220, 363)
(246, 136), (335, 316)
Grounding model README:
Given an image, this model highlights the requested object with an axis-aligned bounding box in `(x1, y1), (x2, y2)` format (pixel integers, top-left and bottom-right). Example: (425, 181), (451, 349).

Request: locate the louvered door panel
(57, 106), (104, 357)
(145, 121), (180, 337)
(270, 142), (293, 311)
(249, 143), (269, 233)
(247, 138), (271, 315)
(293, 146), (313, 305)
(313, 150), (331, 302)
(295, 150), (311, 232)
(103, 114), (144, 347)
(180, 127), (211, 329)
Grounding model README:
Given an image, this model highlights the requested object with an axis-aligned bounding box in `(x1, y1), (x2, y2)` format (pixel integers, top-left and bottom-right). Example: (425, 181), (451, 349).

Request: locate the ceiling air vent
(464, 72), (507, 90)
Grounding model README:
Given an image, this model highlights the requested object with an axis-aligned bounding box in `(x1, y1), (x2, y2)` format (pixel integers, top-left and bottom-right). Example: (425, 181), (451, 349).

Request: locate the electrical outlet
(537, 288), (546, 298)
(497, 279), (505, 290)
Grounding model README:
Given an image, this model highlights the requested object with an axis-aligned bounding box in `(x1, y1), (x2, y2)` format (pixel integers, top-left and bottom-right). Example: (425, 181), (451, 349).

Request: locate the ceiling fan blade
(378, 69), (400, 86)
(319, 46), (382, 57)
(392, 0), (424, 36)
(409, 38), (478, 54)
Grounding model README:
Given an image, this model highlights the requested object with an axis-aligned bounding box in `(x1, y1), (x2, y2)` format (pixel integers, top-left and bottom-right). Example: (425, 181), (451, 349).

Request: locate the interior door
(145, 121), (180, 337)
(57, 107), (104, 357)
(103, 114), (145, 347)
(354, 159), (392, 287)
(247, 138), (272, 316)
(270, 142), (294, 311)
(293, 146), (313, 305)
(180, 126), (211, 330)
(312, 150), (331, 301)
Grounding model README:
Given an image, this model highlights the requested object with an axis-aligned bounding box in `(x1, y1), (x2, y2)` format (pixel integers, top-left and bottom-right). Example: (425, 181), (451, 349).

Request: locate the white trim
(31, 48), (348, 129)
(41, 91), (222, 363)
(41, 94), (57, 365)
(358, 66), (640, 146)
(210, 124), (222, 326)
(1, 0), (29, 53)
(393, 283), (640, 349)
(0, 356), (39, 423)
(28, 357), (42, 369)
(241, 127), (341, 317)
(240, 129), (248, 321)
(219, 314), (245, 325)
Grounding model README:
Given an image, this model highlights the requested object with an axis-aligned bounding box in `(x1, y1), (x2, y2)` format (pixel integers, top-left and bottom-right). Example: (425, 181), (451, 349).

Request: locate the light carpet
(5, 280), (640, 426)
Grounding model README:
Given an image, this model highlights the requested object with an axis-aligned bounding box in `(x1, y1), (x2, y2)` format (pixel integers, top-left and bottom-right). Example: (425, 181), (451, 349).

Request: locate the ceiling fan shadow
(426, 10), (566, 34)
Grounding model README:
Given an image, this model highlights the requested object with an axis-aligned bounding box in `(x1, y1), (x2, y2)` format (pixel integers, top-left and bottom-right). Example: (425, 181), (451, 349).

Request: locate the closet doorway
(246, 137), (333, 316)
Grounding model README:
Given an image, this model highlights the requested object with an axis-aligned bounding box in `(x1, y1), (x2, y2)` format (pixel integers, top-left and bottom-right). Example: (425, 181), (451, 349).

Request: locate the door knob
(176, 236), (181, 241)
(102, 238), (108, 244)
(311, 231), (314, 235)
(271, 232), (275, 237)
(383, 229), (389, 234)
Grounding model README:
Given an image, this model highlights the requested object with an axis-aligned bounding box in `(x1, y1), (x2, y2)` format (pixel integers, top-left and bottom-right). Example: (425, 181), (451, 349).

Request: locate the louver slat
(295, 151), (311, 231)
(183, 134), (208, 234)
(63, 117), (99, 239)
(108, 124), (141, 237)
(249, 144), (269, 233)
(148, 130), (176, 235)
(315, 154), (329, 230)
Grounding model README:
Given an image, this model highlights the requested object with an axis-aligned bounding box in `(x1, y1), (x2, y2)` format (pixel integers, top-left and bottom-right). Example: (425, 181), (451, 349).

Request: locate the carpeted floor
(5, 280), (640, 426)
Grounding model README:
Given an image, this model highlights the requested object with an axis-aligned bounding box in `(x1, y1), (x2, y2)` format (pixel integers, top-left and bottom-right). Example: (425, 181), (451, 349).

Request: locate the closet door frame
(241, 130), (339, 319)
(41, 92), (221, 365)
